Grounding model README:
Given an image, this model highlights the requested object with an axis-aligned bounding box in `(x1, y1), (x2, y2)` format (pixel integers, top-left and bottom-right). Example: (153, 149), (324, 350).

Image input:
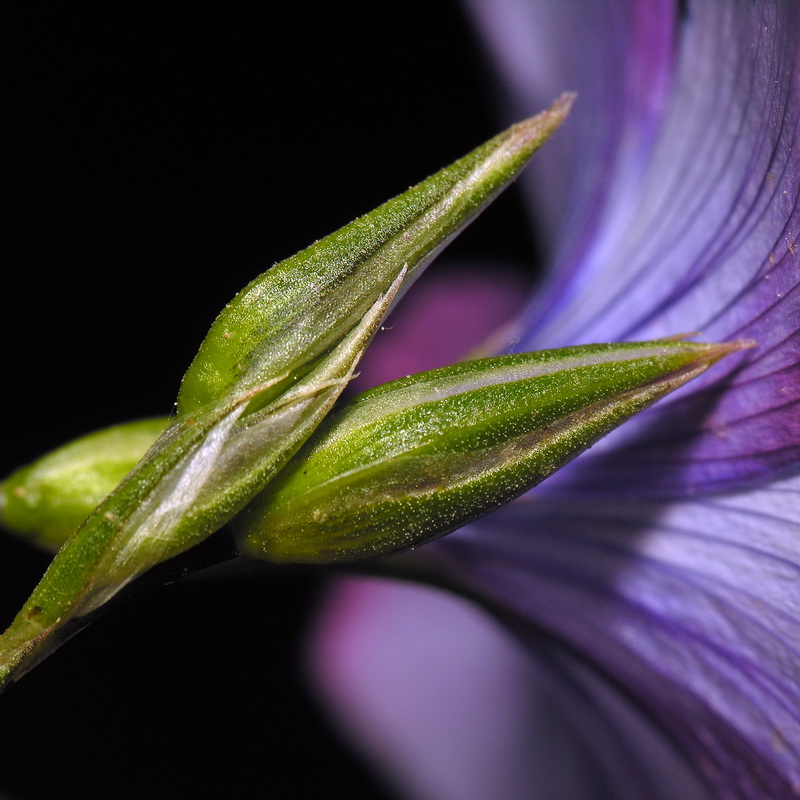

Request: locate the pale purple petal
(308, 578), (574, 800)
(310, 579), (707, 800)
(488, 0), (800, 493)
(309, 576), (712, 800)
(469, 0), (676, 283)
(316, 474), (800, 798)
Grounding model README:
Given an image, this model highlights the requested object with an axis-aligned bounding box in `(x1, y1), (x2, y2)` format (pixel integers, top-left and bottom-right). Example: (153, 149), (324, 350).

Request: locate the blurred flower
(308, 2), (800, 799)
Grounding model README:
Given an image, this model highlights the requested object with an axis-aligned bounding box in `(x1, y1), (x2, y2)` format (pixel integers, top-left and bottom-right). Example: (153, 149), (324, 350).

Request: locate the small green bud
(0, 419), (168, 552)
(234, 340), (743, 564)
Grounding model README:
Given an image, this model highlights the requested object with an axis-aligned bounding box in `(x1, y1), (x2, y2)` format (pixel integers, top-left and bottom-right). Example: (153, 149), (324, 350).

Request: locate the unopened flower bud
(235, 340), (743, 564)
(0, 419), (167, 551)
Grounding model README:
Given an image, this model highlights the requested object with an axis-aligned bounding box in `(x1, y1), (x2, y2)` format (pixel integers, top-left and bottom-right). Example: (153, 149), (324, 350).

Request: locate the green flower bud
(0, 419), (168, 552)
(234, 340), (744, 564)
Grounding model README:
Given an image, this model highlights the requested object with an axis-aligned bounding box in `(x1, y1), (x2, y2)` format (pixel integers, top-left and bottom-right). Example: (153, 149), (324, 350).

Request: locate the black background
(3, 4), (538, 798)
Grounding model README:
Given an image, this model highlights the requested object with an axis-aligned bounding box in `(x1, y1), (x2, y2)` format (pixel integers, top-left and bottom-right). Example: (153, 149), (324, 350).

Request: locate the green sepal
(234, 340), (743, 564)
(0, 419), (168, 552)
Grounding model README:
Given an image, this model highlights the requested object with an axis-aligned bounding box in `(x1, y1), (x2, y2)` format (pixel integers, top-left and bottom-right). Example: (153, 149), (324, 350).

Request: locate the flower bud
(235, 340), (743, 564)
(1, 419), (167, 551)
(177, 94), (575, 416)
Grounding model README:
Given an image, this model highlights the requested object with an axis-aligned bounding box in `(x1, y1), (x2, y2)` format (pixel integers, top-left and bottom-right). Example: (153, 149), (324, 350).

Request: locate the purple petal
(308, 578), (567, 800)
(480, 0), (800, 494)
(469, 0), (676, 281)
(311, 474), (800, 799)
(309, 575), (713, 800)
(438, 475), (800, 798)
